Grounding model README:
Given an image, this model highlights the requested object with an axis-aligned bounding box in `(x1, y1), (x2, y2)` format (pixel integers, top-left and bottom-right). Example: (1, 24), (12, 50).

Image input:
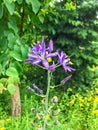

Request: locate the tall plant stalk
(24, 38), (74, 130)
(43, 70), (51, 130)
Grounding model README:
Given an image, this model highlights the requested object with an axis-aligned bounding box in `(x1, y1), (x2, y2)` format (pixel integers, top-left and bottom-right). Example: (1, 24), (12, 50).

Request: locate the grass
(1, 82), (98, 130)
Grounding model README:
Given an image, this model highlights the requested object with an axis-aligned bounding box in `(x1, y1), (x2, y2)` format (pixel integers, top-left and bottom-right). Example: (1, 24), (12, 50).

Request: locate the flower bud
(51, 96), (58, 103)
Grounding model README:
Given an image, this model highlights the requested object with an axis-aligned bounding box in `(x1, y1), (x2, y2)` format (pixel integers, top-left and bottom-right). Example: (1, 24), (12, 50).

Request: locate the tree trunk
(11, 84), (21, 116)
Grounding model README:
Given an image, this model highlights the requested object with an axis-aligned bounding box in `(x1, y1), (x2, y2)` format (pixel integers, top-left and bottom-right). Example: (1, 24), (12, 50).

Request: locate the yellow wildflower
(95, 88), (98, 94)
(87, 96), (92, 101)
(0, 127), (5, 130)
(93, 97), (98, 108)
(70, 100), (74, 105)
(92, 110), (98, 116)
(75, 93), (79, 97)
(78, 97), (84, 103)
(79, 103), (83, 107)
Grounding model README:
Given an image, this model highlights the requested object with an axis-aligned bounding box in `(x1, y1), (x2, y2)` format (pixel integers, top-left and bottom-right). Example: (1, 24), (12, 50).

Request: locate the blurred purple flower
(48, 39), (53, 52)
(49, 62), (56, 72)
(58, 51), (75, 72)
(60, 75), (72, 85)
(33, 84), (43, 95)
(26, 86), (35, 93)
(25, 39), (58, 70)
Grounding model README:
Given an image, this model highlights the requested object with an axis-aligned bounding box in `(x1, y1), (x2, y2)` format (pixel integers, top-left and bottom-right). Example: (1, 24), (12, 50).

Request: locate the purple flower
(60, 75), (72, 85)
(49, 62), (56, 72)
(25, 39), (58, 69)
(33, 84), (43, 95)
(48, 39), (53, 52)
(24, 39), (75, 73)
(58, 52), (67, 63)
(31, 44), (41, 54)
(41, 39), (46, 55)
(58, 51), (75, 72)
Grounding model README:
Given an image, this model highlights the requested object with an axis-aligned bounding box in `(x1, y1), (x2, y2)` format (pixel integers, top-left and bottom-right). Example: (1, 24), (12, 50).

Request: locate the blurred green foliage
(0, 0), (98, 92)
(39, 0), (98, 88)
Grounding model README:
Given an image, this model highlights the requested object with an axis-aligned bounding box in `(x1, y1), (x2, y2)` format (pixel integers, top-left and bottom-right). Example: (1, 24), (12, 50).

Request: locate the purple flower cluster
(25, 39), (74, 72)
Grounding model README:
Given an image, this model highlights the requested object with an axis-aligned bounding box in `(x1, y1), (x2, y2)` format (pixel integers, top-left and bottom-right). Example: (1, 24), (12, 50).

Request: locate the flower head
(25, 39), (58, 71)
(60, 75), (72, 85)
(58, 51), (75, 72)
(24, 39), (75, 73)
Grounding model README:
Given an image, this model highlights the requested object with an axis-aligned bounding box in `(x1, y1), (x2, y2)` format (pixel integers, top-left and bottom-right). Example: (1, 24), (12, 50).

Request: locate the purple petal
(28, 54), (39, 59)
(42, 60), (49, 68)
(30, 47), (37, 54)
(33, 84), (43, 94)
(58, 51), (66, 63)
(36, 44), (41, 52)
(48, 39), (53, 52)
(32, 59), (41, 65)
(24, 59), (32, 62)
(41, 39), (46, 55)
(45, 52), (58, 58)
(30, 44), (41, 54)
(60, 75), (72, 85)
(49, 62), (56, 72)
(63, 65), (75, 72)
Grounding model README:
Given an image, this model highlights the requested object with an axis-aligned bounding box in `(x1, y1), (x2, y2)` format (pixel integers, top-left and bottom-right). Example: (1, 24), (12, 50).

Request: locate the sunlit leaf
(0, 4), (3, 18)
(4, 0), (15, 15)
(7, 84), (16, 95)
(31, 0), (41, 14)
(6, 67), (19, 77)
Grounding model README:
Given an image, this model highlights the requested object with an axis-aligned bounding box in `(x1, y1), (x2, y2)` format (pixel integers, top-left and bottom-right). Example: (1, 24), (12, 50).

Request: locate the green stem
(43, 70), (51, 130)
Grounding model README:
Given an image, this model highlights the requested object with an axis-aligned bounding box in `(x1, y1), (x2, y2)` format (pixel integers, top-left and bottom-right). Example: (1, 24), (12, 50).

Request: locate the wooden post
(11, 84), (21, 116)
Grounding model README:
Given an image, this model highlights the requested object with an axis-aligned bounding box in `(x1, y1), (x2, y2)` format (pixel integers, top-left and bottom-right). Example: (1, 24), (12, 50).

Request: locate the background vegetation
(0, 0), (98, 129)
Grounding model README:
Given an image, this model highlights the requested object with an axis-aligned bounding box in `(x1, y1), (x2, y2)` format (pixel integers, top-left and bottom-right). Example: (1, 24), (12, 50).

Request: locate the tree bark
(11, 84), (21, 116)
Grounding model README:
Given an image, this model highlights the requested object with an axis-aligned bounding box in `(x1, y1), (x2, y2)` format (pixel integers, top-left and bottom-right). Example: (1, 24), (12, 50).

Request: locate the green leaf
(10, 61), (23, 75)
(8, 18), (18, 33)
(31, 13), (40, 25)
(17, 0), (23, 4)
(65, 2), (76, 10)
(6, 67), (19, 77)
(0, 64), (2, 76)
(38, 15), (44, 23)
(31, 0), (41, 14)
(4, 0), (15, 15)
(0, 37), (7, 51)
(20, 45), (29, 59)
(7, 77), (19, 84)
(8, 33), (16, 49)
(25, 0), (30, 4)
(12, 52), (23, 61)
(0, 83), (4, 89)
(12, 45), (23, 61)
(0, 4), (3, 19)
(0, 78), (7, 84)
(7, 84), (16, 95)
